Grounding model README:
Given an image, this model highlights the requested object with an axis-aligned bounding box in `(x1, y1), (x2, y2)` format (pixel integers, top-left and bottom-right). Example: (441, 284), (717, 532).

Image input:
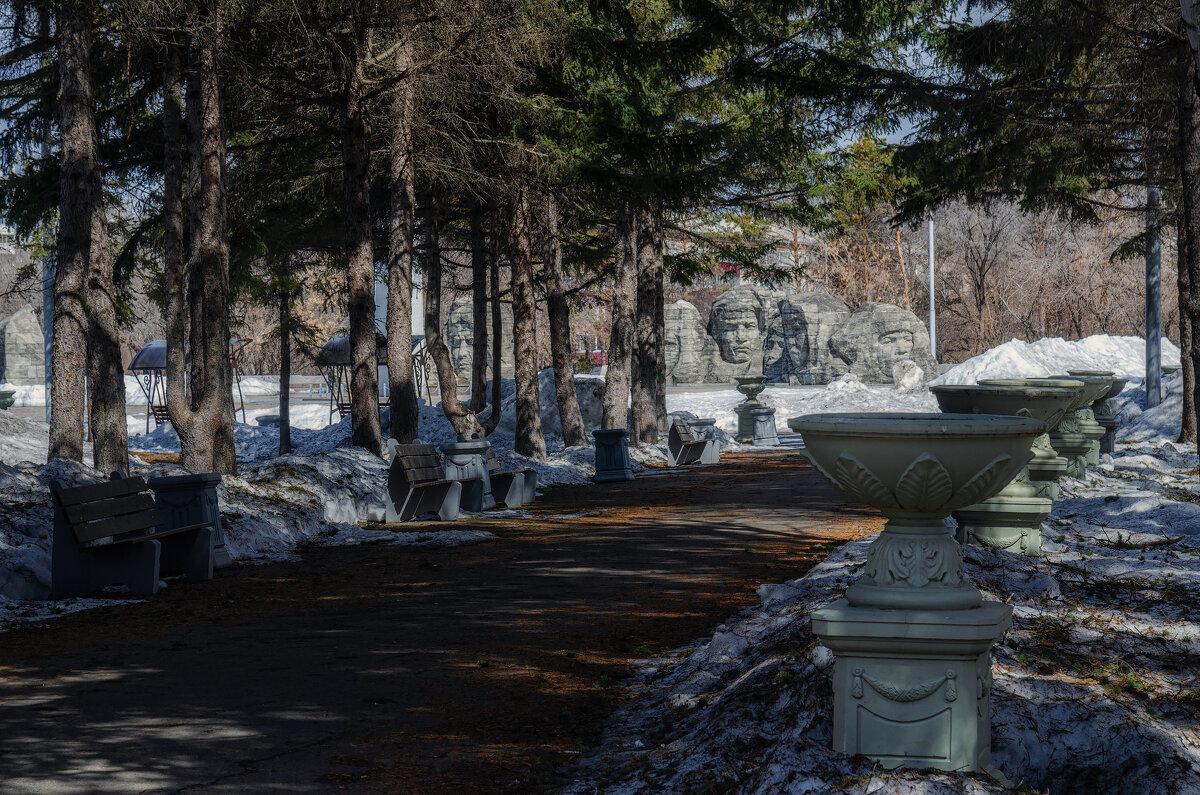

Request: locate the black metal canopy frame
(128, 339), (250, 434)
(315, 334), (431, 424)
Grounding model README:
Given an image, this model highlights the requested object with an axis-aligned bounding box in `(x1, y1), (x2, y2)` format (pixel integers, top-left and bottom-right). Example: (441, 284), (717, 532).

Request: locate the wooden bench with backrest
(485, 446), (537, 507)
(384, 441), (466, 522)
(51, 475), (215, 598)
(667, 417), (715, 467)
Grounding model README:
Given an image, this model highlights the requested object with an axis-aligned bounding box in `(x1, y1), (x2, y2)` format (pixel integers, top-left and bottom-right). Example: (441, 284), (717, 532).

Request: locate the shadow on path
(0, 449), (877, 794)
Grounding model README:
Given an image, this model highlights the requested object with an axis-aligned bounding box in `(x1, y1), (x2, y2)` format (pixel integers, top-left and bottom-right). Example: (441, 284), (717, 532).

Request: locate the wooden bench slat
(73, 508), (163, 544)
(63, 492), (157, 525)
(80, 520), (213, 549)
(54, 477), (149, 507)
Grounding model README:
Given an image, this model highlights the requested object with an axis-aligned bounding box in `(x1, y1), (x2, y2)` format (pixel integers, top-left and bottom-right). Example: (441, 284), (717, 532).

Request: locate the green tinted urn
(787, 412), (1045, 774)
(734, 376), (768, 443)
(930, 383), (1079, 555)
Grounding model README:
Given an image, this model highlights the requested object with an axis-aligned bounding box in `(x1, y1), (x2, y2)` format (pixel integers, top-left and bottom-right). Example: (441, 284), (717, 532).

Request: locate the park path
(0, 448), (878, 794)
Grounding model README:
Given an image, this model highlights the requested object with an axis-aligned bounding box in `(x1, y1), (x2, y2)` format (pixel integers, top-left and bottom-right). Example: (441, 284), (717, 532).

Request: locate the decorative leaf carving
(895, 453), (954, 511)
(833, 453), (899, 510)
(955, 453), (1013, 507)
(862, 533), (964, 587)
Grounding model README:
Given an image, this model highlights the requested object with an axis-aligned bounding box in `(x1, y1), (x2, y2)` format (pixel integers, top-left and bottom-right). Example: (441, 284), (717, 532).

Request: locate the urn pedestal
(592, 429), (634, 483)
(734, 377), (767, 443)
(148, 473), (232, 568)
(787, 412), (1045, 772)
(750, 407), (779, 447)
(1055, 373), (1114, 467)
(440, 438), (495, 512)
(687, 418), (721, 463)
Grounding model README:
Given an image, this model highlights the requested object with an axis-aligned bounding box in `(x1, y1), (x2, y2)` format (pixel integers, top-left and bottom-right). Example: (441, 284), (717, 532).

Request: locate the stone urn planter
(979, 378), (1085, 493)
(734, 376), (767, 443)
(1067, 370), (1126, 455)
(787, 412), (1045, 773)
(931, 384), (1079, 555)
(592, 429), (634, 483)
(0, 389), (14, 411)
(1044, 373), (1112, 470)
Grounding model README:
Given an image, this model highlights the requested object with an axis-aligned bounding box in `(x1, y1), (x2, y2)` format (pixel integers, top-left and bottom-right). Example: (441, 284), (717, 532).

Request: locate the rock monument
(665, 288), (936, 386)
(764, 291), (851, 384)
(0, 306), (44, 386)
(828, 302), (939, 384)
(444, 297), (515, 381)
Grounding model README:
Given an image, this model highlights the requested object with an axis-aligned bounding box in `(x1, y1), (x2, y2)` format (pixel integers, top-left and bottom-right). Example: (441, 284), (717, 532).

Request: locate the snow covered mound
(0, 410), (49, 467)
(1114, 370), (1188, 442)
(666, 373), (939, 435)
(934, 335), (1180, 385)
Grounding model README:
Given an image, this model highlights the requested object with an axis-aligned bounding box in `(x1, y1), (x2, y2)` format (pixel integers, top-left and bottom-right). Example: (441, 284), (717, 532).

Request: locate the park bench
(384, 441), (467, 522)
(51, 475), (215, 598)
(485, 446), (537, 507)
(667, 417), (717, 467)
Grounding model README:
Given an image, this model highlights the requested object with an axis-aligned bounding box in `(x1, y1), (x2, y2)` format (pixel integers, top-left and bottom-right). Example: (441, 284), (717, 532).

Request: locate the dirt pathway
(0, 449), (879, 794)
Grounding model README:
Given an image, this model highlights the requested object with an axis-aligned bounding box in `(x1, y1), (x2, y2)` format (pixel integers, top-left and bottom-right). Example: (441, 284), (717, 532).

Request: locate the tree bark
(340, 20), (382, 455)
(279, 289), (293, 454)
(482, 208), (504, 435)
(64, 0), (127, 473)
(182, 28), (236, 474)
(470, 205), (490, 413)
(543, 193), (587, 447)
(1180, 219), (1197, 443)
(424, 193), (484, 438)
(631, 201), (663, 445)
(1181, 15), (1200, 454)
(509, 185), (547, 458)
(386, 31), (419, 444)
(51, 4), (95, 464)
(603, 203), (636, 430)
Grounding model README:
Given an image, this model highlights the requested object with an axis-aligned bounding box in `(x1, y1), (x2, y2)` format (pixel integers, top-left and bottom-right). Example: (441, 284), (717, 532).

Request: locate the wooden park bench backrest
(671, 418), (697, 444)
(53, 477), (163, 545)
(392, 444), (447, 486)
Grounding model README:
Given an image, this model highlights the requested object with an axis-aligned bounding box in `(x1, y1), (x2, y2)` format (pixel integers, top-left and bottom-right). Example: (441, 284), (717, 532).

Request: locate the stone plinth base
(441, 439), (495, 512)
(735, 404), (759, 443)
(593, 429), (634, 483)
(148, 473), (232, 568)
(750, 407), (779, 446)
(811, 600), (1012, 773)
(953, 494), (1051, 555)
(687, 418), (721, 463)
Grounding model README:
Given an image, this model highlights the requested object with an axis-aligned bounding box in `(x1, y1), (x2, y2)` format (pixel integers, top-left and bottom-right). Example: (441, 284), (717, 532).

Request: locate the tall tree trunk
(602, 203), (636, 430)
(543, 193), (586, 447)
(424, 193), (484, 438)
(470, 205), (490, 413)
(1181, 14), (1200, 456)
(162, 42), (188, 450)
(51, 4), (95, 463)
(482, 209), (504, 435)
(631, 202), (663, 445)
(279, 289), (292, 454)
(85, 179), (127, 475)
(1180, 215), (1197, 443)
(509, 185), (546, 458)
(386, 32), (419, 444)
(340, 20), (382, 455)
(651, 215), (667, 435)
(172, 27), (236, 474)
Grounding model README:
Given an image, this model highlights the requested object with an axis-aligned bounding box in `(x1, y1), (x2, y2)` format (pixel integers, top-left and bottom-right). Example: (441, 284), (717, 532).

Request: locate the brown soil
(0, 449), (879, 795)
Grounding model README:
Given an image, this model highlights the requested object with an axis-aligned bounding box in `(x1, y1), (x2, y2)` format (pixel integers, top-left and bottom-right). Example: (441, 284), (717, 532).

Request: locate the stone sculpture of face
(875, 329), (915, 370)
(712, 305), (762, 364)
(664, 301), (709, 383)
(779, 302), (810, 365)
(446, 307), (474, 375)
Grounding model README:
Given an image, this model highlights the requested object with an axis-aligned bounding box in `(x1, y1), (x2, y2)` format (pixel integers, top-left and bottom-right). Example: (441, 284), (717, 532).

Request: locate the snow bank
(3, 374), (279, 409)
(667, 372), (939, 435)
(934, 334), (1180, 385)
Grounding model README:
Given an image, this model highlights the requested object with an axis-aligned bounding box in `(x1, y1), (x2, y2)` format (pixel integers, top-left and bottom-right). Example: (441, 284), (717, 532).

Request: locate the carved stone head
(828, 303), (937, 384)
(708, 286), (767, 365)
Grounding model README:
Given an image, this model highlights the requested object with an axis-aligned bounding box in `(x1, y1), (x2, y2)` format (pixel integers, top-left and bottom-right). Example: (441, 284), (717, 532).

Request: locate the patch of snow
(933, 334), (1179, 385)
